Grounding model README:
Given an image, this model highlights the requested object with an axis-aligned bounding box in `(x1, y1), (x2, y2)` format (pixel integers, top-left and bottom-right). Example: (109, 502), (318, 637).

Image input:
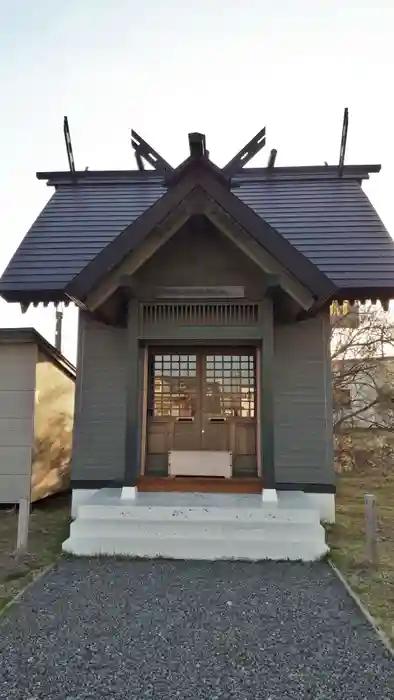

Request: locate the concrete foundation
(306, 493), (335, 523)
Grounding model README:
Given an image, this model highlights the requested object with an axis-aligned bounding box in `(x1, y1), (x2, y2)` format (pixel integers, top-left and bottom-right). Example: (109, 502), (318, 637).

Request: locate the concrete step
(77, 504), (321, 525)
(65, 490), (328, 562)
(69, 518), (326, 542)
(62, 533), (328, 561)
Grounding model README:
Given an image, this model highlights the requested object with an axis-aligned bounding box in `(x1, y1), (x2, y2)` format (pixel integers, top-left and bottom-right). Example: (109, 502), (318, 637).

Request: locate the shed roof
(0, 328), (76, 380)
(0, 164), (392, 303)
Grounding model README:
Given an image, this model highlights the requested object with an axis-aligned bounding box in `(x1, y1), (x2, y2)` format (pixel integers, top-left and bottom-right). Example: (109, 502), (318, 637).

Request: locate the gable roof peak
(164, 131), (231, 189)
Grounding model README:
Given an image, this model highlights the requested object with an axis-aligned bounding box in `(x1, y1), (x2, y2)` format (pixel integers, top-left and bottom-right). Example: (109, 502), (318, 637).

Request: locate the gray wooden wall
(71, 312), (127, 484)
(0, 343), (37, 502)
(134, 221), (267, 297)
(274, 312), (334, 487)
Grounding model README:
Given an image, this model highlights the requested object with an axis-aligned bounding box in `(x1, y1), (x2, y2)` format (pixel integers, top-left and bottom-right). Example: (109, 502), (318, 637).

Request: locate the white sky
(0, 0), (393, 365)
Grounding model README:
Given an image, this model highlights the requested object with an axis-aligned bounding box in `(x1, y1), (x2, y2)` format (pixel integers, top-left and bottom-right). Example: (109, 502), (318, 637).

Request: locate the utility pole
(55, 304), (63, 352)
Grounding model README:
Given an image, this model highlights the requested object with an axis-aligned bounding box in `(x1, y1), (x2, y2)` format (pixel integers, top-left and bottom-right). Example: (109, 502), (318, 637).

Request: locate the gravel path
(0, 559), (392, 699)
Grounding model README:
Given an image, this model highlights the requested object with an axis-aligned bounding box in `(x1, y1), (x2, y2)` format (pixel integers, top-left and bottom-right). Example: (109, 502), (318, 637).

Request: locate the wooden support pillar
(124, 299), (141, 487)
(140, 347), (149, 475)
(260, 297), (276, 491)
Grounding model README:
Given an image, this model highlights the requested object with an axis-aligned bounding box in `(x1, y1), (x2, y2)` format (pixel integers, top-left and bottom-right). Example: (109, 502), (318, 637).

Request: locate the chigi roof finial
(131, 130), (173, 175)
(223, 126), (266, 177)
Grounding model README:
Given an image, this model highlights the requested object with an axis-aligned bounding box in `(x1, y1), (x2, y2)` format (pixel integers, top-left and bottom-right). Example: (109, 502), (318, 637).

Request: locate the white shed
(0, 328), (75, 504)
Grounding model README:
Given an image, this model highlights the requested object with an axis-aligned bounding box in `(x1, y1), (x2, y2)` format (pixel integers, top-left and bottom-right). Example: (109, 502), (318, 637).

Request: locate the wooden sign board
(155, 286), (245, 299)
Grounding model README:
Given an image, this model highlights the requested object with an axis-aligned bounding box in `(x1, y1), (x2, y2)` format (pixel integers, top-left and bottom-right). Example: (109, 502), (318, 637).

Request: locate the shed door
(146, 348), (257, 476)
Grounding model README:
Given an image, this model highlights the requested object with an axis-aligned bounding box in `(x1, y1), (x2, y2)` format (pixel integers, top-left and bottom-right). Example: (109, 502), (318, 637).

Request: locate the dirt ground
(327, 462), (394, 645)
(0, 493), (70, 611)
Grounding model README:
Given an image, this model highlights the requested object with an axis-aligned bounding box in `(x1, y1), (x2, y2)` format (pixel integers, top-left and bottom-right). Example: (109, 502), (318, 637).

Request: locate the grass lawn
(327, 463), (394, 645)
(0, 493), (70, 612)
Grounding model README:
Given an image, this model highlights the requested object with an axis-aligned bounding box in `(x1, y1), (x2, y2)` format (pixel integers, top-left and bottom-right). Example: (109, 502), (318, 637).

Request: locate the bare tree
(331, 302), (394, 434)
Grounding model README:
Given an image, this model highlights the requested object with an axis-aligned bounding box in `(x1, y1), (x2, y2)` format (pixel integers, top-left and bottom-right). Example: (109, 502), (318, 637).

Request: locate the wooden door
(146, 347), (257, 476)
(146, 350), (200, 474)
(202, 351), (257, 475)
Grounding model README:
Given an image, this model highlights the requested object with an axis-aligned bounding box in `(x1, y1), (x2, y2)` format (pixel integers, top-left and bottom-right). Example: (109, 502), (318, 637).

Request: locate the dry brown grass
(0, 493), (70, 611)
(327, 461), (394, 644)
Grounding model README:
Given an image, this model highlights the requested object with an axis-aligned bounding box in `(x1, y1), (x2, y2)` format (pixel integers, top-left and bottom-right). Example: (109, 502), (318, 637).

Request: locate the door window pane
(152, 354), (197, 416)
(204, 353), (255, 418)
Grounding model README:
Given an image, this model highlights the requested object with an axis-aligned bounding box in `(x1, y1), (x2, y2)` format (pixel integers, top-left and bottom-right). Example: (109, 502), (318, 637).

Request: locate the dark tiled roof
(237, 177), (393, 287)
(0, 166), (393, 300)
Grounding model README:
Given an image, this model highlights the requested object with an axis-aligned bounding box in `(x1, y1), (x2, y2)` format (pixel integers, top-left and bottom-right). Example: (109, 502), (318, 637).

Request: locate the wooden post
(140, 346), (149, 476)
(124, 299), (141, 487)
(55, 306), (63, 352)
(256, 346), (262, 478)
(260, 298), (275, 490)
(16, 497), (30, 553)
(364, 493), (378, 567)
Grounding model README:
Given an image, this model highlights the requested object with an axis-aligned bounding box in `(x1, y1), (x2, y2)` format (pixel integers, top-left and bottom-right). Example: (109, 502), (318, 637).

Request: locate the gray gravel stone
(0, 559), (392, 699)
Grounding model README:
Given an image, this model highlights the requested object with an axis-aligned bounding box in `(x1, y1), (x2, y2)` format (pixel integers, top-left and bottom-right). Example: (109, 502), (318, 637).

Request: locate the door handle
(176, 416), (194, 422)
(208, 417), (226, 422)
